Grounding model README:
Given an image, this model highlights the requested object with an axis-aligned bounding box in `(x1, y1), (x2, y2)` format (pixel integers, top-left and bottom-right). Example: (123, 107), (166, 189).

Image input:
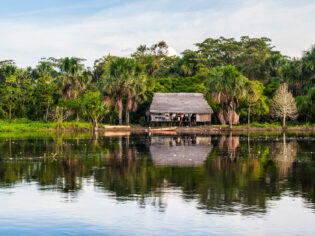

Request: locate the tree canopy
(0, 36), (314, 126)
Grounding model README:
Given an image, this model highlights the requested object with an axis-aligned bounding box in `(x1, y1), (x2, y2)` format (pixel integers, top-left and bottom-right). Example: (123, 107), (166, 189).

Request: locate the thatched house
(148, 93), (213, 124)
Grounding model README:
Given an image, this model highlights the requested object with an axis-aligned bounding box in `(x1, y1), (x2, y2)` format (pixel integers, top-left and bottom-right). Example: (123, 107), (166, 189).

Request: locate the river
(0, 132), (314, 235)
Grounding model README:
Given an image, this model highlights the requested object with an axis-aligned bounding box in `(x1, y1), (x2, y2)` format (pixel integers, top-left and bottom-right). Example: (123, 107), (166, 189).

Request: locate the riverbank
(1, 120), (315, 134)
(100, 125), (315, 134)
(0, 121), (92, 132)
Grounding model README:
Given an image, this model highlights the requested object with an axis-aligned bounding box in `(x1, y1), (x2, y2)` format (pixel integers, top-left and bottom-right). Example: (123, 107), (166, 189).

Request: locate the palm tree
(125, 71), (147, 125)
(206, 66), (248, 128)
(56, 57), (85, 99)
(101, 57), (146, 125)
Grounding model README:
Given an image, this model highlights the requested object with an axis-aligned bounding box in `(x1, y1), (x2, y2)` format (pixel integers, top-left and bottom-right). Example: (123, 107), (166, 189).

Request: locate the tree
(33, 58), (58, 78)
(192, 36), (281, 83)
(33, 75), (58, 121)
(172, 50), (207, 77)
(206, 66), (248, 128)
(55, 57), (86, 99)
(101, 57), (146, 125)
(244, 80), (267, 127)
(131, 41), (171, 77)
(1, 73), (22, 120)
(15, 69), (33, 118)
(281, 59), (304, 96)
(93, 55), (116, 84)
(296, 87), (315, 122)
(50, 106), (72, 129)
(0, 60), (16, 83)
(236, 36), (278, 83)
(0, 61), (17, 120)
(270, 83), (298, 128)
(81, 91), (109, 134)
(196, 37), (241, 67)
(125, 73), (147, 125)
(281, 46), (315, 96)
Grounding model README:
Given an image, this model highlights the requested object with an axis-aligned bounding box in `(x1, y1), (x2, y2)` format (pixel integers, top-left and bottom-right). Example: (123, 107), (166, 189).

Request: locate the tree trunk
(283, 114), (286, 130)
(119, 109), (123, 125)
(248, 104), (251, 128)
(9, 99), (12, 121)
(92, 131), (98, 145)
(45, 105), (50, 121)
(228, 107), (232, 129)
(218, 109), (226, 125)
(126, 109), (130, 125)
(21, 99), (24, 118)
(92, 120), (98, 135)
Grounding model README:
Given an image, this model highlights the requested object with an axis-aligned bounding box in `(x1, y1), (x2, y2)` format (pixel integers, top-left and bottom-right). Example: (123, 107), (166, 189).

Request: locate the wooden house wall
(196, 114), (211, 122)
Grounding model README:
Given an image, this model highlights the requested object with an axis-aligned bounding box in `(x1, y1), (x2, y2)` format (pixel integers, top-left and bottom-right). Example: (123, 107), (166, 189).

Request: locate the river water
(0, 132), (314, 235)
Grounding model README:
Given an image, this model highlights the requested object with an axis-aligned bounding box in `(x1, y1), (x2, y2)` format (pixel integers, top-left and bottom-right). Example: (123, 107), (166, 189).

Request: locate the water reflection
(150, 135), (213, 166)
(218, 134), (240, 160)
(0, 132), (314, 215)
(271, 133), (297, 177)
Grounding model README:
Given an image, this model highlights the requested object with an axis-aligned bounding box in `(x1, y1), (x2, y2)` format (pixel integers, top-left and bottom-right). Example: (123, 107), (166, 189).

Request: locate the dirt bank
(98, 126), (315, 134)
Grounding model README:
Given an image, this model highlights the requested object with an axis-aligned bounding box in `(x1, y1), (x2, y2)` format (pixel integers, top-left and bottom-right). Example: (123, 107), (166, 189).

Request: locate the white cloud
(0, 0), (314, 67)
(168, 47), (178, 56)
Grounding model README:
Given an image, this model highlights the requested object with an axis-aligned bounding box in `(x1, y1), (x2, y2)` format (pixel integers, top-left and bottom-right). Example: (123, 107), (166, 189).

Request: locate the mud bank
(99, 126), (315, 134)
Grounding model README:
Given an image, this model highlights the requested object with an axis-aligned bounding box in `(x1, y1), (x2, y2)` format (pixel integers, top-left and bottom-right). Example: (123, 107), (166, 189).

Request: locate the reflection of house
(148, 93), (213, 124)
(150, 136), (213, 166)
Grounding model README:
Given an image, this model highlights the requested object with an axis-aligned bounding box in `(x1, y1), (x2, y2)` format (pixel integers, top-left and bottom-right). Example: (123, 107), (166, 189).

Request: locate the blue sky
(0, 0), (314, 67)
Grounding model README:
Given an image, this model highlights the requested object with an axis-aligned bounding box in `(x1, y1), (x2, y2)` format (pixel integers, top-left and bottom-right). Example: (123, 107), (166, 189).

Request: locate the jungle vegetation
(0, 36), (314, 128)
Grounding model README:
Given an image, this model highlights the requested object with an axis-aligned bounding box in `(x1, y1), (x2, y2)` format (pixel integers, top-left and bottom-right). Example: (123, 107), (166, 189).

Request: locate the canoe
(147, 127), (178, 133)
(103, 125), (131, 130)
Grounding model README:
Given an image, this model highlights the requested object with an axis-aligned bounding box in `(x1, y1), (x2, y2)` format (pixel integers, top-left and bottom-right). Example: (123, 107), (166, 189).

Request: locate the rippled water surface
(0, 132), (314, 235)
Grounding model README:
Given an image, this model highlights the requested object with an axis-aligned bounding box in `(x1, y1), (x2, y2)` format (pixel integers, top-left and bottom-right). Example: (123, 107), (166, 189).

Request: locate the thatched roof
(149, 93), (213, 114)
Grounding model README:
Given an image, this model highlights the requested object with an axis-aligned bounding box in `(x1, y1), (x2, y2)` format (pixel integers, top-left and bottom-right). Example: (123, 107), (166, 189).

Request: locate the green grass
(239, 122), (282, 128)
(238, 121), (315, 128)
(209, 122), (315, 129)
(0, 119), (314, 133)
(0, 119), (93, 132)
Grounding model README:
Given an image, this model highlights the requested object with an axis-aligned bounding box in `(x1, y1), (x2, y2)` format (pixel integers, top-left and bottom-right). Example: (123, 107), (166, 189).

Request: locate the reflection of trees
(197, 155), (274, 214)
(270, 133), (298, 178)
(218, 133), (240, 160)
(288, 162), (315, 205)
(0, 157), (103, 194)
(0, 134), (314, 213)
(0, 134), (114, 194)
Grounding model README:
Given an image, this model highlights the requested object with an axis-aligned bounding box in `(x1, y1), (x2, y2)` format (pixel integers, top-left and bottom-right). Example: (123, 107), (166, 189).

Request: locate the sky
(0, 0), (314, 67)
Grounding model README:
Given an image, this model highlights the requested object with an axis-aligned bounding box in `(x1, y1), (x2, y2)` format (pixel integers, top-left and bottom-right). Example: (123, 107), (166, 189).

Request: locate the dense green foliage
(0, 36), (314, 126)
